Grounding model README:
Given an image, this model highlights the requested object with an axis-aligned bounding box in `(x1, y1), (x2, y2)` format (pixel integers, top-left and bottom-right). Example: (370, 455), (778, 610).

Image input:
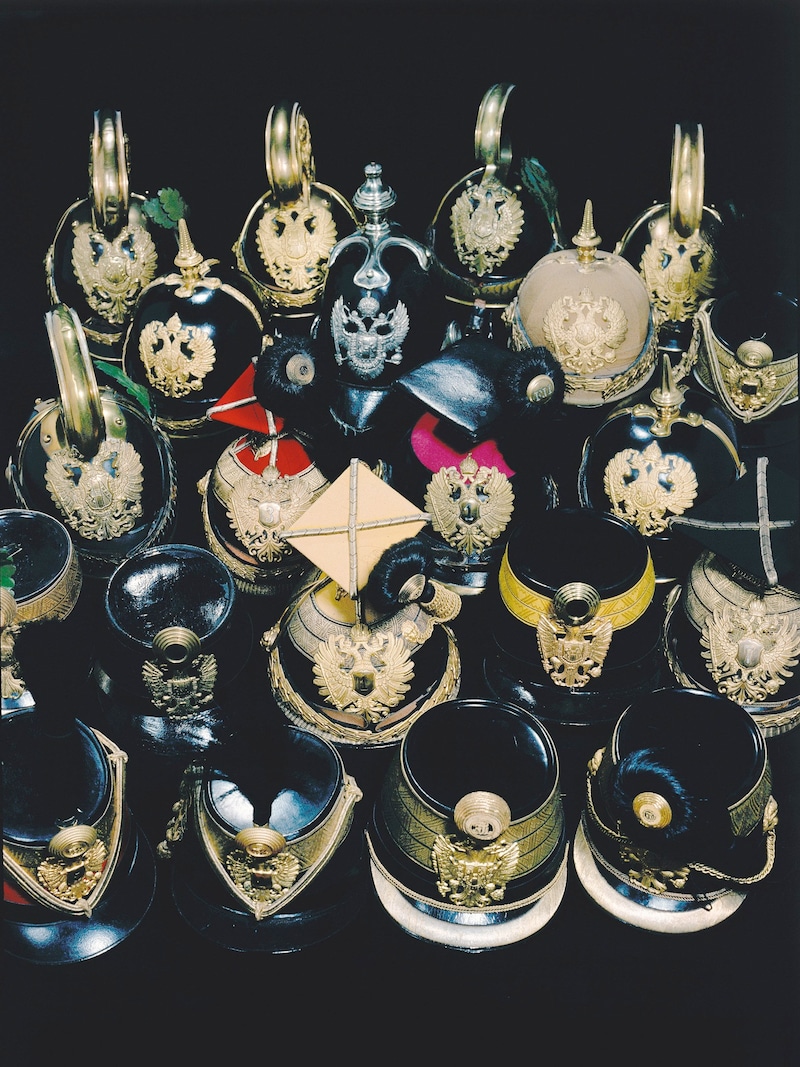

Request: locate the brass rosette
(690, 298), (798, 423)
(188, 764), (362, 921)
(3, 729), (127, 916)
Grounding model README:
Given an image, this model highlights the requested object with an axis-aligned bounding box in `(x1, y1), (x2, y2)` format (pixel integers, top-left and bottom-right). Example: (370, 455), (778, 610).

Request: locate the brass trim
(474, 83), (515, 181)
(3, 728), (128, 916)
(192, 768), (362, 921)
(366, 828), (568, 915)
(669, 122), (704, 239)
(269, 624), (461, 747)
(379, 752), (563, 885)
(45, 304), (104, 459)
(91, 110), (129, 231)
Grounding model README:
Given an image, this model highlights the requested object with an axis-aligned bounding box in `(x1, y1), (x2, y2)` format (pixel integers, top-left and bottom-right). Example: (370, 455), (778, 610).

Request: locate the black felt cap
(668, 456), (799, 592)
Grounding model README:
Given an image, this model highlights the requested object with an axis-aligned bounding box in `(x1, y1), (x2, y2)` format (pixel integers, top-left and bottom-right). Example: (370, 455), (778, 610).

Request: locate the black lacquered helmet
(578, 353), (744, 584)
(94, 543), (253, 753)
(615, 121), (727, 373)
(159, 723), (365, 952)
(426, 83), (564, 345)
(7, 306), (177, 580)
(45, 109), (176, 362)
(574, 687), (778, 933)
(367, 697), (568, 950)
(122, 218), (265, 441)
(3, 621), (156, 964)
(234, 101), (357, 336)
(484, 507), (663, 729)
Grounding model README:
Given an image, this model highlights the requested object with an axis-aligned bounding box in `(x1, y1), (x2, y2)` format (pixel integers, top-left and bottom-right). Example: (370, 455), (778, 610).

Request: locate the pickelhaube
(261, 462), (462, 752)
(312, 162), (441, 466)
(663, 456), (800, 737)
(4, 620), (156, 963)
(426, 83), (563, 344)
(197, 337), (331, 601)
(615, 122), (726, 374)
(574, 687), (778, 933)
(507, 199), (658, 408)
(484, 507), (663, 730)
(158, 722), (365, 952)
(578, 352), (744, 583)
(234, 101), (357, 335)
(6, 305), (177, 580)
(388, 338), (564, 595)
(45, 109), (175, 361)
(367, 697), (568, 950)
(1, 509), (83, 711)
(122, 217), (264, 440)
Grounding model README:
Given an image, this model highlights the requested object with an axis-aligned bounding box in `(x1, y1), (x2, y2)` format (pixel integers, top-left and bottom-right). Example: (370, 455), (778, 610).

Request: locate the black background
(1, 1), (798, 1063)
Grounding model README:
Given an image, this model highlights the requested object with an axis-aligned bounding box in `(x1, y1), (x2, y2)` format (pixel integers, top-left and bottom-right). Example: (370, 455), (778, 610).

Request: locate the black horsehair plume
(492, 345), (565, 470)
(252, 332), (323, 426)
(365, 537), (434, 616)
(611, 747), (702, 845)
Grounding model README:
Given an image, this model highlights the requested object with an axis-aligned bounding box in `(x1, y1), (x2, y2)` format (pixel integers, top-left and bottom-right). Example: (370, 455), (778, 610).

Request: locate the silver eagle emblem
(330, 295), (410, 379)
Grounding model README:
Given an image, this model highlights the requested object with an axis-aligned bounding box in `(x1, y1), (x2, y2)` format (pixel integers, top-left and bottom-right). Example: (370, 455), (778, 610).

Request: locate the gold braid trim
(268, 625), (461, 747)
(498, 548), (655, 630)
(365, 830), (568, 914)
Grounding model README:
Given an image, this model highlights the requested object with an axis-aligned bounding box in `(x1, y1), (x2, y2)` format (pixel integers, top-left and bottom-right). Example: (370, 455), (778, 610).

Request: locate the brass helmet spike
(174, 217), (204, 272)
(573, 200), (602, 263)
(649, 351), (686, 411)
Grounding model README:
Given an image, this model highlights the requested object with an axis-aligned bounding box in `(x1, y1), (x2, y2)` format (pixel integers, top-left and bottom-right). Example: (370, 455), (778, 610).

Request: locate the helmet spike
(174, 217), (203, 271)
(573, 199), (602, 262)
(649, 351), (686, 411)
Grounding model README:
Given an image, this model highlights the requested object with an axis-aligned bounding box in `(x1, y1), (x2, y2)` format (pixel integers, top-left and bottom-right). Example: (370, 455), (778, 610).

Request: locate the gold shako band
(498, 548), (656, 631)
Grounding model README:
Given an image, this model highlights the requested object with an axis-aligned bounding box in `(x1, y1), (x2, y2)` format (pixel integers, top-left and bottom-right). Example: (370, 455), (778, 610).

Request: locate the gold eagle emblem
(603, 441), (698, 536)
(537, 613), (613, 688)
(138, 312), (216, 398)
(225, 846), (302, 910)
(425, 454), (514, 556)
(141, 653), (218, 717)
(640, 229), (716, 323)
(450, 175), (524, 278)
(71, 221), (158, 324)
(619, 844), (690, 894)
(227, 466), (317, 564)
(256, 198), (338, 292)
(431, 834), (520, 907)
(543, 287), (628, 375)
(701, 598), (800, 704)
(312, 622), (416, 725)
(37, 837), (107, 904)
(44, 440), (144, 541)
